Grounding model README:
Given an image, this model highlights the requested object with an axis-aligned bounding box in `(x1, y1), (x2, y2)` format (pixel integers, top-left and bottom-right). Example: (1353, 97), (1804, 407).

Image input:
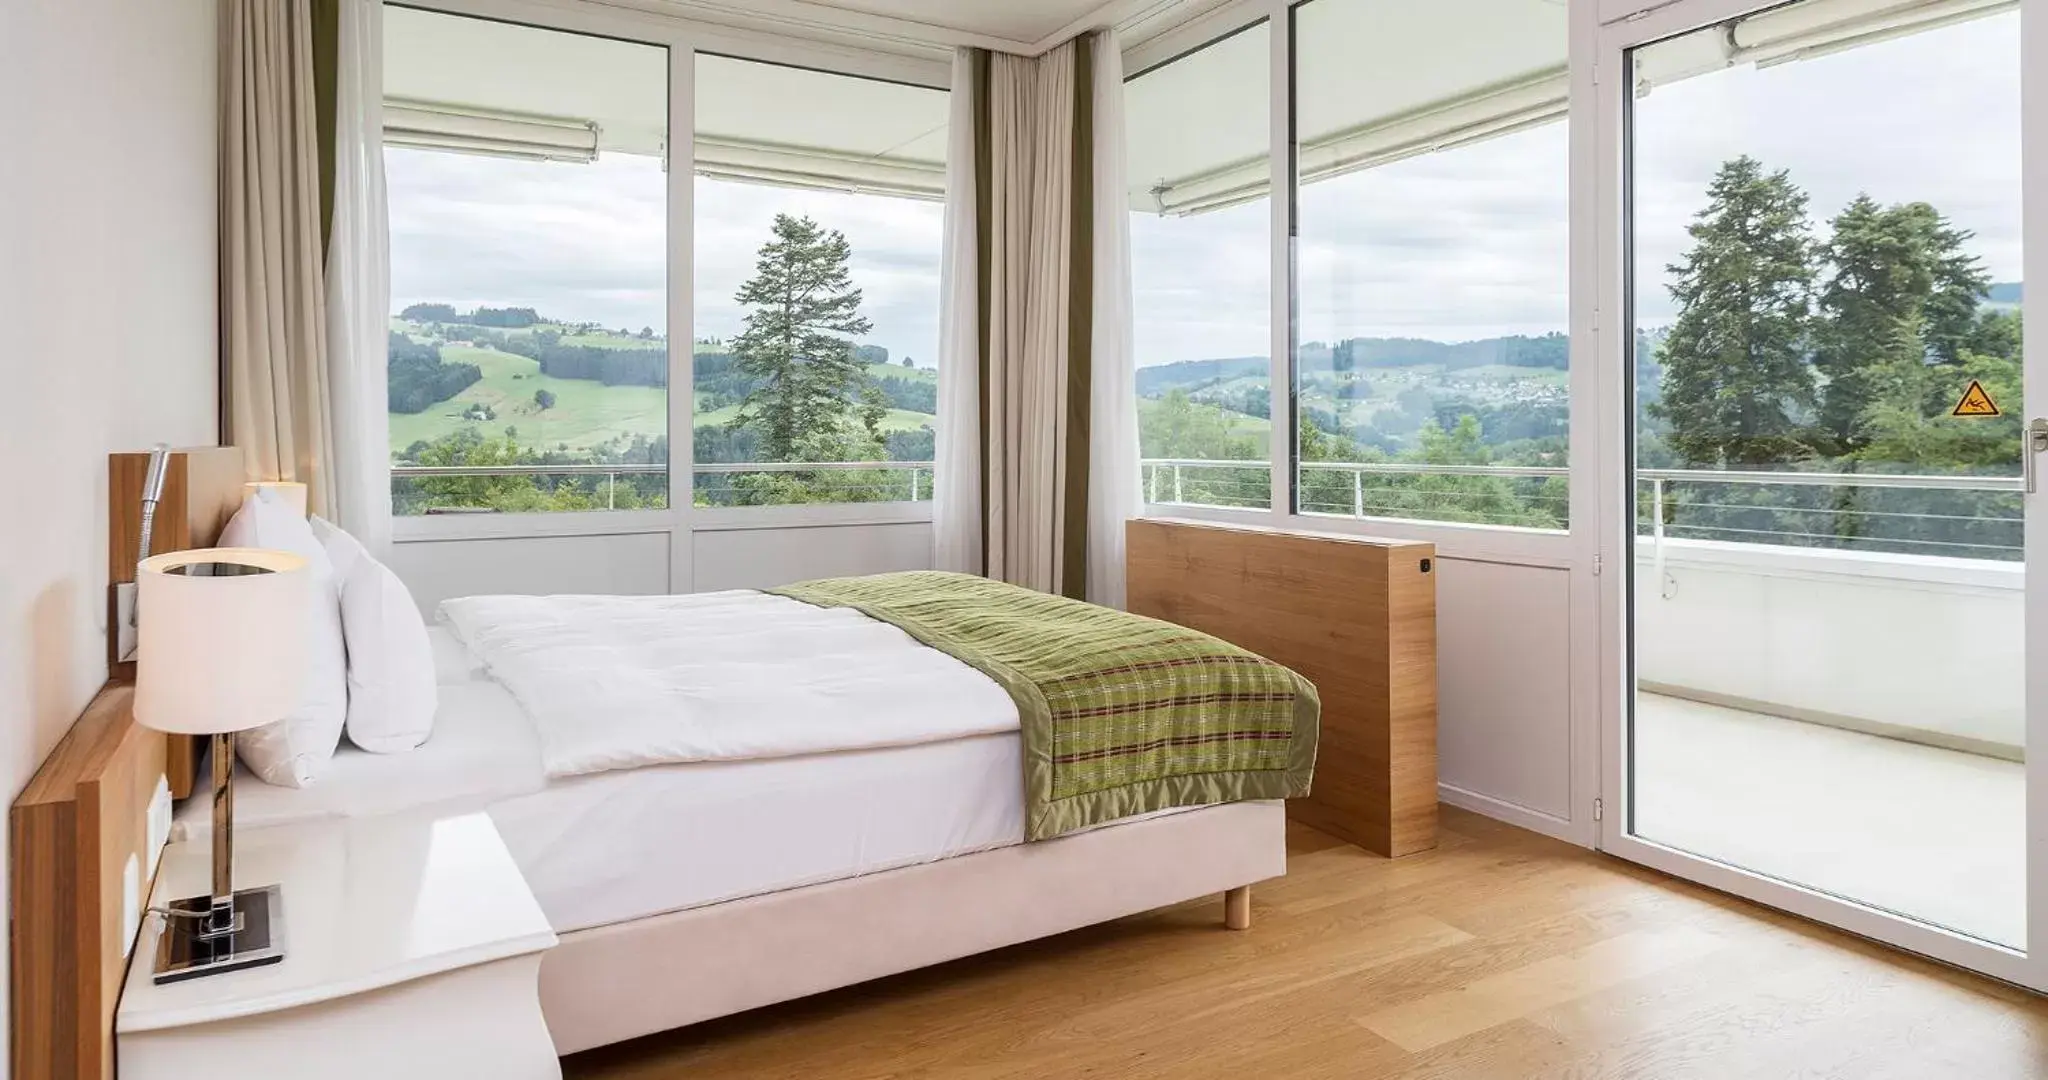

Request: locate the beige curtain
(983, 40), (1090, 595)
(222, 0), (335, 517)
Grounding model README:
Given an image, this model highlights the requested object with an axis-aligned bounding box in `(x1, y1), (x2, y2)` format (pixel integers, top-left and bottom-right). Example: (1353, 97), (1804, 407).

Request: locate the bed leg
(1224, 885), (1252, 931)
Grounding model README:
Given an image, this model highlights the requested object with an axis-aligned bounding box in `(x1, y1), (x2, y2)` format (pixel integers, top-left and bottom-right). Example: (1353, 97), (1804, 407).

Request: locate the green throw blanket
(769, 571), (1319, 840)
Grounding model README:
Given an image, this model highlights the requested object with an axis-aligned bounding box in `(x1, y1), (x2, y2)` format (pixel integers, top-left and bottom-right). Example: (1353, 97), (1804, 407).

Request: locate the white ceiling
(758, 0), (1113, 46)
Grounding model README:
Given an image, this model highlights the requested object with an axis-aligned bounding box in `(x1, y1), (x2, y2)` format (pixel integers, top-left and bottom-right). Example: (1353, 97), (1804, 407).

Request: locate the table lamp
(134, 547), (312, 983)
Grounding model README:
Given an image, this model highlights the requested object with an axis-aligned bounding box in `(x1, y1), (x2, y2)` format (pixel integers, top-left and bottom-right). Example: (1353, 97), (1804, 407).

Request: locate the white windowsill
(391, 501), (933, 543)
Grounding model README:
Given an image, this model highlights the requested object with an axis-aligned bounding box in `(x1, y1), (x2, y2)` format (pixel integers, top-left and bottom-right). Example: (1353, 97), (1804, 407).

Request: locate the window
(1629, 8), (2023, 561)
(1126, 22), (1273, 510)
(692, 56), (946, 508)
(1292, 0), (1569, 528)
(384, 8), (670, 516)
(1625, 6), (2024, 948)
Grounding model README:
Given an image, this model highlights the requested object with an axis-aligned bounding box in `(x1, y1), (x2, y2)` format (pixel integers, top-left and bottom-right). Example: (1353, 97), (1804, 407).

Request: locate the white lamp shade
(134, 548), (312, 736)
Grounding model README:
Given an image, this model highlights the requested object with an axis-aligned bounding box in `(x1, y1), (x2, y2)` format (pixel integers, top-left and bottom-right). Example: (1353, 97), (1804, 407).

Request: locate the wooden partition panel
(1126, 517), (1439, 856)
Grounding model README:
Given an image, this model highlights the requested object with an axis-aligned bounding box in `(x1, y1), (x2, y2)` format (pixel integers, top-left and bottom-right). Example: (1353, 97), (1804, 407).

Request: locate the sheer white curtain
(1086, 30), (1138, 608)
(933, 47), (983, 575)
(325, 0), (391, 555)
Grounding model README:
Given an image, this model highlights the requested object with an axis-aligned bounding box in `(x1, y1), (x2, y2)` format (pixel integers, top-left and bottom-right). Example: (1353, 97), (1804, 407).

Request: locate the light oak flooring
(565, 808), (2048, 1079)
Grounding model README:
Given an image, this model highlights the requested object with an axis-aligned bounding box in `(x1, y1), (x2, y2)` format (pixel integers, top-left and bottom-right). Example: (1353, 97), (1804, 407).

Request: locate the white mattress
(181, 660), (1026, 934)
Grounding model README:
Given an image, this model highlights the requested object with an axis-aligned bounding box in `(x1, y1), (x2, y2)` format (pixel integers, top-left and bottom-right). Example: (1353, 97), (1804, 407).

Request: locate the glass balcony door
(1597, 0), (2048, 988)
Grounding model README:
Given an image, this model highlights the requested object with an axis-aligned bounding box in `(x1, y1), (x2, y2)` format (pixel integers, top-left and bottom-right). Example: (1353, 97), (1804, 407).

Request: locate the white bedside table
(117, 810), (560, 1080)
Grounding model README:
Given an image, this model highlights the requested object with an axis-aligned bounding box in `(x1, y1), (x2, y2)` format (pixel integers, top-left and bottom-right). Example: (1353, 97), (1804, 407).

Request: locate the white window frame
(387, 0), (948, 561)
(1124, 0), (1590, 572)
(1590, 0), (2048, 991)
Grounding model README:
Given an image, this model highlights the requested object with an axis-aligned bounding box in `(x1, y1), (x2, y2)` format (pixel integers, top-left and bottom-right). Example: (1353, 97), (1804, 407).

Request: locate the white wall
(1435, 557), (1580, 834)
(1637, 538), (2025, 753)
(0, 0), (219, 1069)
(390, 532), (676, 612)
(388, 520), (935, 609)
(692, 522), (933, 591)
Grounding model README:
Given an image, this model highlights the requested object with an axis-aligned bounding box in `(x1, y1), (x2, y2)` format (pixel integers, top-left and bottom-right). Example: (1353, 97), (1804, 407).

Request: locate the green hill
(389, 318), (940, 458)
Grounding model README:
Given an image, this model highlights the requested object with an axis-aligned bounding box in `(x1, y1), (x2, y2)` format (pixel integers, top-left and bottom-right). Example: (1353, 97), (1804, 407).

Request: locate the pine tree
(730, 214), (876, 461)
(1813, 196), (1989, 454)
(1649, 156), (1820, 467)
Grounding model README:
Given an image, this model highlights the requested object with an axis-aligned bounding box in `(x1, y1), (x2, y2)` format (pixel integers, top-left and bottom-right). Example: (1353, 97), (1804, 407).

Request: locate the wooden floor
(565, 808), (2048, 1079)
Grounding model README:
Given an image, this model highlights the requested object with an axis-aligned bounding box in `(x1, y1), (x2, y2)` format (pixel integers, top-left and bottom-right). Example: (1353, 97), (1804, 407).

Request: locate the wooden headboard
(11, 686), (170, 1080)
(108, 446), (245, 798)
(5, 447), (245, 1079)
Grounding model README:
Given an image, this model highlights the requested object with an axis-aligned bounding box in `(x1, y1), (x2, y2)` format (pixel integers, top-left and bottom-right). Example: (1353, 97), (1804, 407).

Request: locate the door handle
(2028, 418), (2048, 495)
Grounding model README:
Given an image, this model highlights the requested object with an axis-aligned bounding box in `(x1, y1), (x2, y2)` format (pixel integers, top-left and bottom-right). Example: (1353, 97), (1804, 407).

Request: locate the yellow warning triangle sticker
(1952, 380), (2001, 418)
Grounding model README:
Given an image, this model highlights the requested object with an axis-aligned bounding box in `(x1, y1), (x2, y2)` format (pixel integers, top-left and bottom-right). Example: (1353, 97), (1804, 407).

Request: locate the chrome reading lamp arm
(115, 444), (172, 663)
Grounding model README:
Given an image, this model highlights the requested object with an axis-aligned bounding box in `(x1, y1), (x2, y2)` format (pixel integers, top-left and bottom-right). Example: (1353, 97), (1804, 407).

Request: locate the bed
(192, 586), (1310, 1049)
(11, 447), (1317, 1072)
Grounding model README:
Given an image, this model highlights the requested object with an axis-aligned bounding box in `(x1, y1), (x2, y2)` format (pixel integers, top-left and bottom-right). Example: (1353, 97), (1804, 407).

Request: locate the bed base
(537, 800), (1285, 1055)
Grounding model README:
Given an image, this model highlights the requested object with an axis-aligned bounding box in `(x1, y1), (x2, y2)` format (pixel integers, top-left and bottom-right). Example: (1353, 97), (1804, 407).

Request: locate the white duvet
(438, 590), (1021, 779)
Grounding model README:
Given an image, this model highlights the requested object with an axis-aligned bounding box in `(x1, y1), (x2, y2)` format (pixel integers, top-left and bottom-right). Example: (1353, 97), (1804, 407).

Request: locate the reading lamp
(135, 547), (311, 983)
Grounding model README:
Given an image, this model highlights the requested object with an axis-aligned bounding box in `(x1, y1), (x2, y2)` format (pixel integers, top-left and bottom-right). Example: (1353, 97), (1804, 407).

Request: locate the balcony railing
(392, 457), (2025, 561)
(391, 460), (932, 513)
(1139, 457), (2023, 561)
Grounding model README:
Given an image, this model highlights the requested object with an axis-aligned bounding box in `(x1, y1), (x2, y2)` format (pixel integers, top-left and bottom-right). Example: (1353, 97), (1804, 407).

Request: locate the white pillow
(218, 489), (348, 787)
(312, 518), (437, 753)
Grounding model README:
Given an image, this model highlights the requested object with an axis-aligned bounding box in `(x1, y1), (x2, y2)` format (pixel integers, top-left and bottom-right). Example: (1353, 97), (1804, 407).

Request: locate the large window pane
(1627, 7), (2023, 947)
(693, 56), (945, 507)
(1126, 23), (1272, 510)
(1292, 0), (1569, 528)
(384, 8), (668, 515)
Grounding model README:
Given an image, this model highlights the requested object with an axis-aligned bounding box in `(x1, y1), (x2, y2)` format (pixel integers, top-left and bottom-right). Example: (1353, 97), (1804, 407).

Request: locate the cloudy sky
(387, 156), (944, 363)
(388, 10), (2020, 373)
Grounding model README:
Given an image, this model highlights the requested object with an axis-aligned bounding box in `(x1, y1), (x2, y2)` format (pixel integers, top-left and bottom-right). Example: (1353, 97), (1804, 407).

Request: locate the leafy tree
(1650, 156), (1820, 466)
(533, 388), (557, 411)
(471, 306), (542, 328)
(858, 380), (889, 443)
(1812, 196), (1989, 454)
(901, 356), (915, 368)
(729, 214), (877, 461)
(386, 331), (481, 413)
(400, 302), (460, 324)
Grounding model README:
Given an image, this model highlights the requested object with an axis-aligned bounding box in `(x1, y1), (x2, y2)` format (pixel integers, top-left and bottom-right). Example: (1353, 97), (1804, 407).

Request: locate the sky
(387, 10), (2021, 374)
(386, 155), (944, 365)
(1129, 10), (2022, 366)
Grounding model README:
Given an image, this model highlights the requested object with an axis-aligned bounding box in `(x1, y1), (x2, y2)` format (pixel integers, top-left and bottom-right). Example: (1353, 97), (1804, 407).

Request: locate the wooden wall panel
(1126, 517), (1438, 856)
(107, 446), (242, 797)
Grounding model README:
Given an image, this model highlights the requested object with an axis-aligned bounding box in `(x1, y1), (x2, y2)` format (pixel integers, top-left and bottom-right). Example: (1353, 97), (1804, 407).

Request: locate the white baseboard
(1438, 783), (1586, 847)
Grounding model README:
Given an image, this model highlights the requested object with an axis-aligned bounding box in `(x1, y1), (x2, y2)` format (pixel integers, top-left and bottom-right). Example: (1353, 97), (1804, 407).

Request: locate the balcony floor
(1633, 693), (2023, 949)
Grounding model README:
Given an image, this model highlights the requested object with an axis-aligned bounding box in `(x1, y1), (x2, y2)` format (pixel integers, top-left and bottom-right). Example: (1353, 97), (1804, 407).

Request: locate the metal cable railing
(391, 458), (2025, 560)
(392, 460), (933, 512)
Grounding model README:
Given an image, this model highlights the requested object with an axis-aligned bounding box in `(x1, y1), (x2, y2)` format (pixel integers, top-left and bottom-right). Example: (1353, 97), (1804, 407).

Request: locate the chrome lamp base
(153, 884), (286, 984)
(151, 730), (285, 984)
